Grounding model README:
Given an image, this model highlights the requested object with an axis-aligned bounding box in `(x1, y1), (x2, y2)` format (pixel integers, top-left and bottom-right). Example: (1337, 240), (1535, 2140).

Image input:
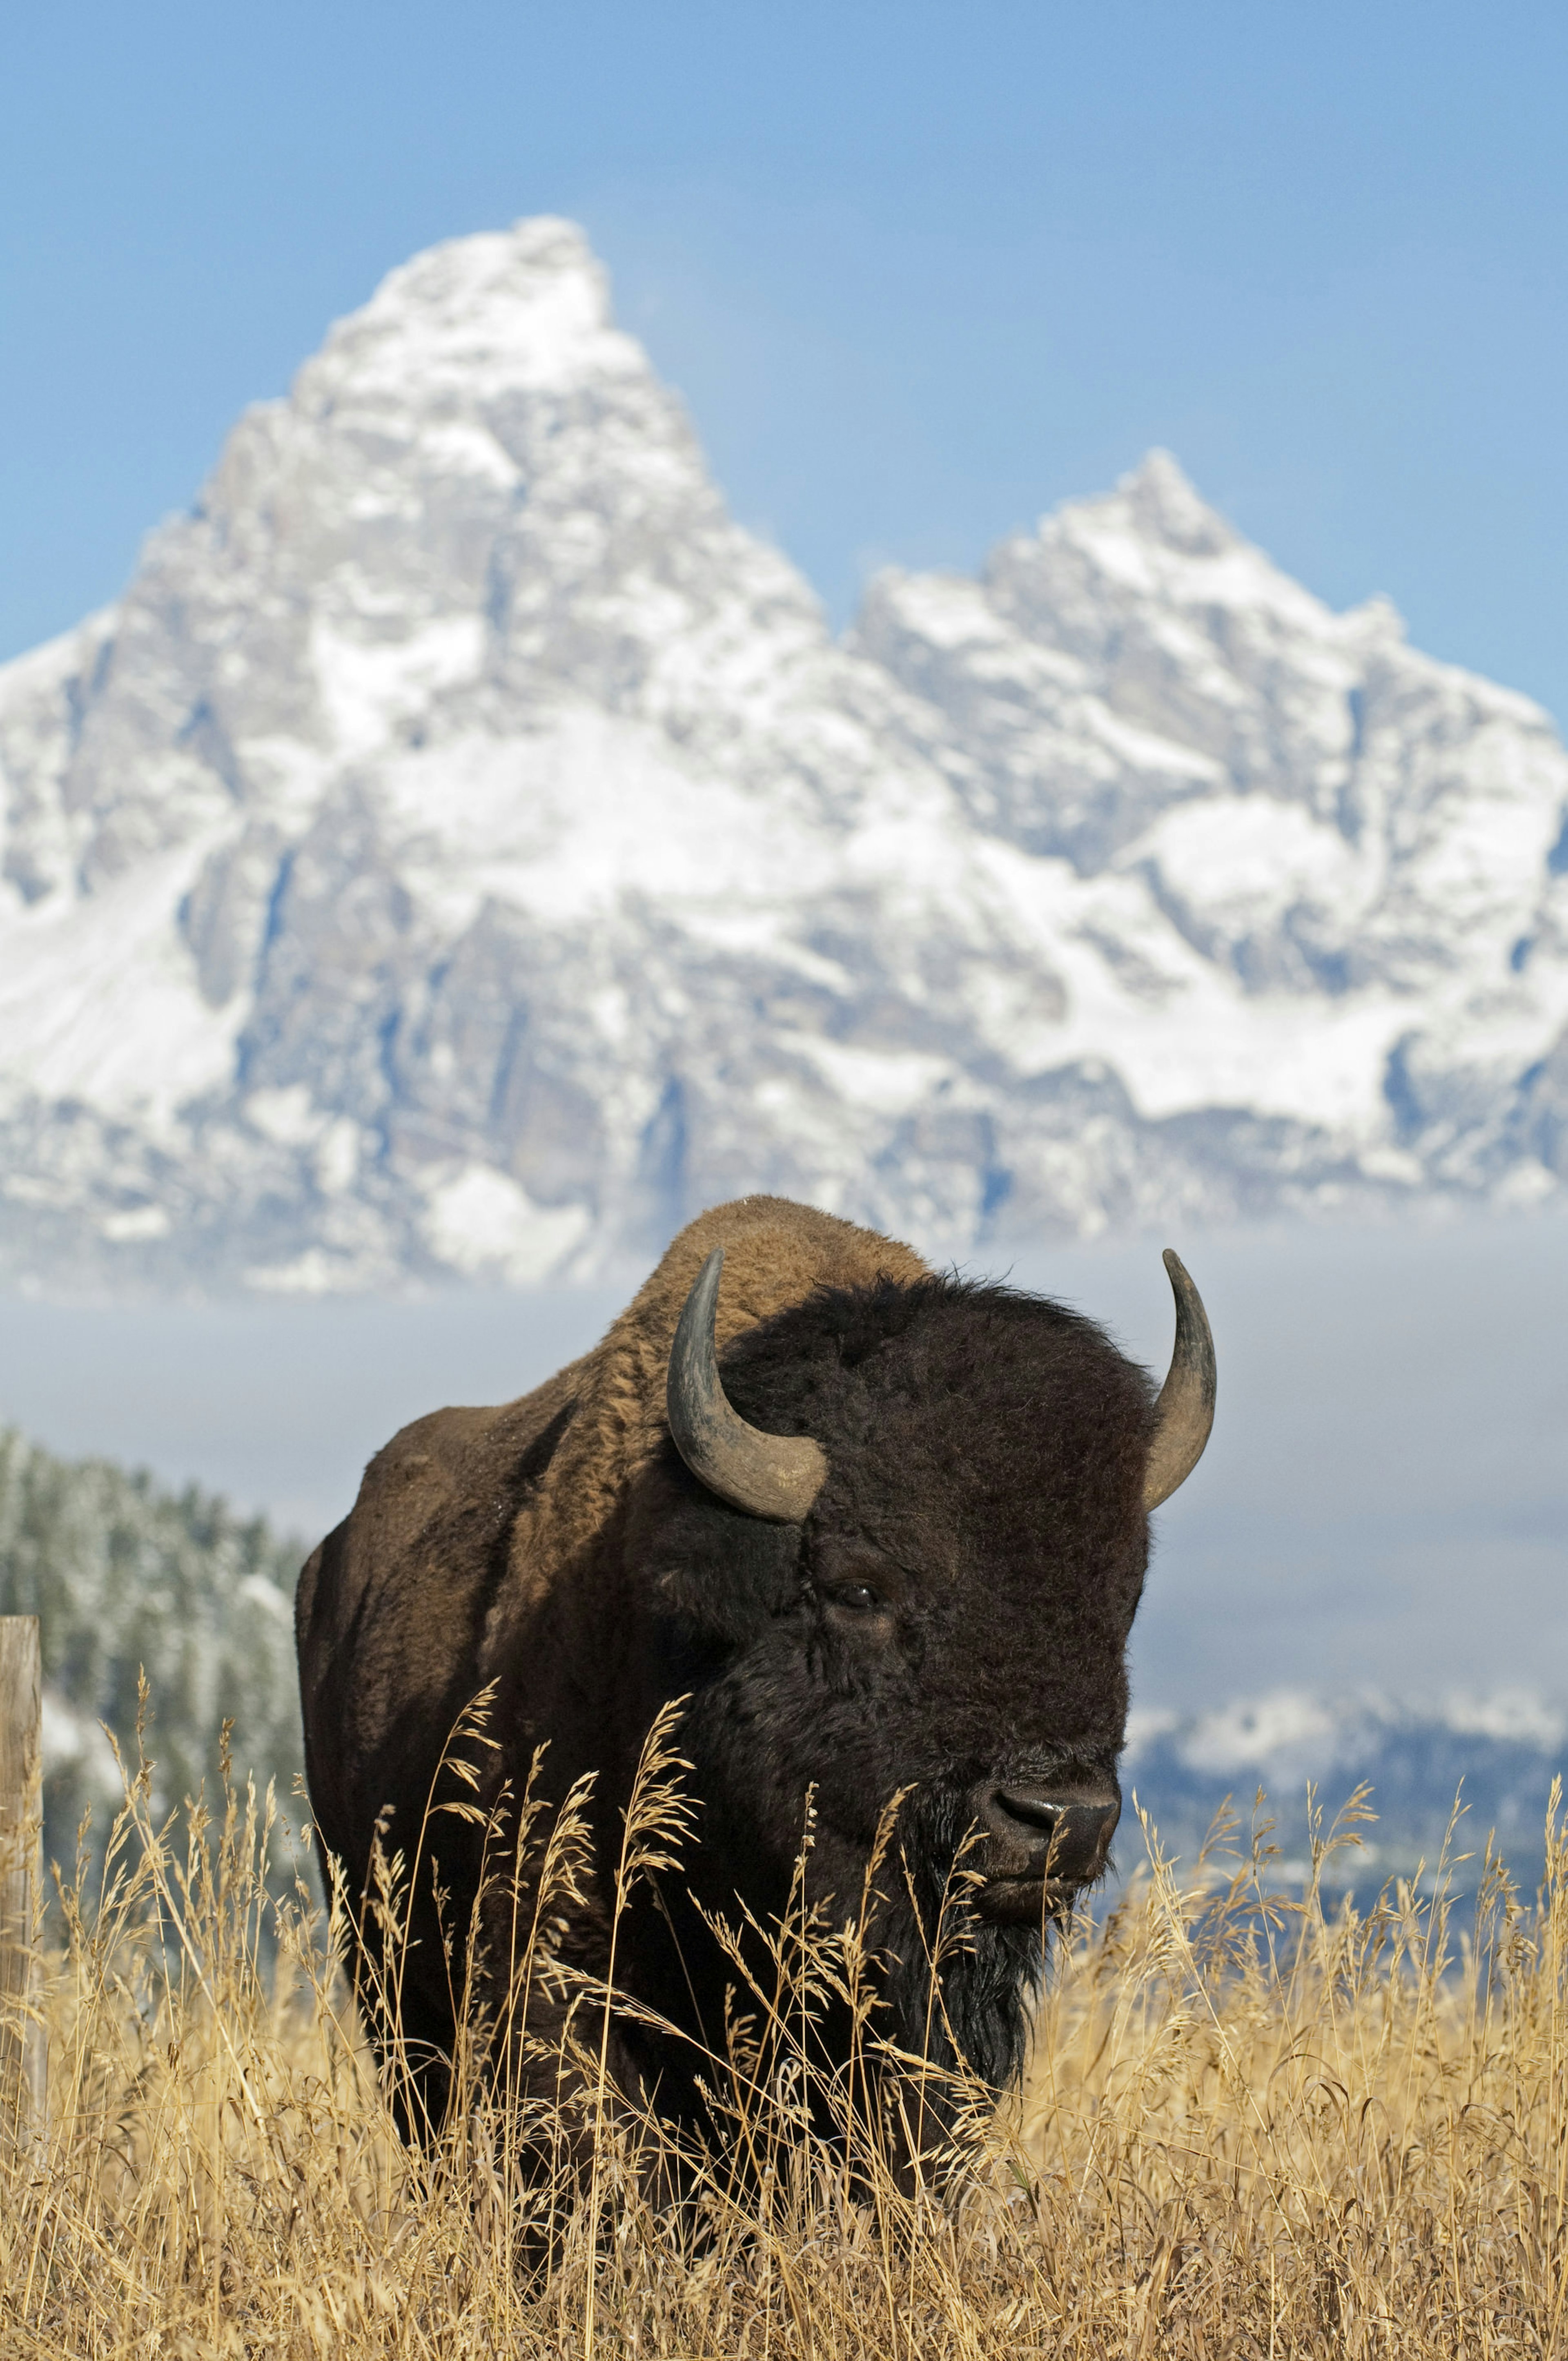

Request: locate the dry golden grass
(2, 1717), (1566, 2358)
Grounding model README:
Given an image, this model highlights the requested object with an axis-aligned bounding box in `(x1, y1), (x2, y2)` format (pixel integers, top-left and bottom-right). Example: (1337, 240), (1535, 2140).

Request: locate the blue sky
(4, 2), (1566, 716)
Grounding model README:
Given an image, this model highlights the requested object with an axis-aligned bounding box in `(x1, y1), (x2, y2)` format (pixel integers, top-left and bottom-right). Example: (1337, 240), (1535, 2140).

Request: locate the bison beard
(295, 1196), (1212, 2193)
(618, 1778), (1047, 2180)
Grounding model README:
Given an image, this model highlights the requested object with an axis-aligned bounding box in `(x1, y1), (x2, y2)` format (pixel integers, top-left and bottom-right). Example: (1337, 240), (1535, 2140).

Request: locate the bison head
(642, 1249), (1214, 2095)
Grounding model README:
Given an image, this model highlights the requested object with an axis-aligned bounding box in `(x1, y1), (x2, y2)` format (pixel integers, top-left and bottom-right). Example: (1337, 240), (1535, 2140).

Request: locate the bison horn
(1143, 1248), (1217, 1510)
(666, 1248), (829, 1522)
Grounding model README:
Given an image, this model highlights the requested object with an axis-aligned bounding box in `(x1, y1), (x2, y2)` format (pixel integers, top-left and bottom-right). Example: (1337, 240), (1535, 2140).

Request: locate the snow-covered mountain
(3, 215), (1568, 1292)
(1125, 1690), (1566, 1889)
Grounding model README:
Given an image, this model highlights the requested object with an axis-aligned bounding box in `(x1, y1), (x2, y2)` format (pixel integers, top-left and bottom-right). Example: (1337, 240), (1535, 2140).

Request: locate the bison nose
(979, 1781), (1121, 1886)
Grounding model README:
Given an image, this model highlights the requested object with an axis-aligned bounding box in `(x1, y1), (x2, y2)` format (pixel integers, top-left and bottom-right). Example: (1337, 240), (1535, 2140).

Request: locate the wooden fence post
(0, 1616), (45, 2154)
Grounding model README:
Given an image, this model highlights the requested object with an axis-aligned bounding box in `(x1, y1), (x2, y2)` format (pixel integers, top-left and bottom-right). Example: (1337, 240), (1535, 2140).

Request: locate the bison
(296, 1194), (1214, 2174)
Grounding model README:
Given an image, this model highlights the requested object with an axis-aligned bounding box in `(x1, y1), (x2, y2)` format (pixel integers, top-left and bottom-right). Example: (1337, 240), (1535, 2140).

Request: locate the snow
(372, 707), (844, 937)
(1123, 1679), (1568, 1884)
(40, 1689), (120, 1792)
(236, 1571), (292, 1624)
(799, 1040), (955, 1116)
(315, 1119), (361, 1197)
(311, 612), (487, 761)
(1126, 796), (1368, 937)
(1120, 1681), (1568, 1880)
(1439, 1690), (1568, 1748)
(245, 1250), (367, 1296)
(100, 1206), (172, 1243)
(246, 1086), (323, 1147)
(1174, 1691), (1340, 1775)
(1126, 1684), (1568, 1775)
(421, 1165), (590, 1282)
(0, 841), (241, 1130)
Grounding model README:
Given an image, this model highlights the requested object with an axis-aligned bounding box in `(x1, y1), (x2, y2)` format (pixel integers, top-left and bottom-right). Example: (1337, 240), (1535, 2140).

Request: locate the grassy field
(2, 1723), (1566, 2358)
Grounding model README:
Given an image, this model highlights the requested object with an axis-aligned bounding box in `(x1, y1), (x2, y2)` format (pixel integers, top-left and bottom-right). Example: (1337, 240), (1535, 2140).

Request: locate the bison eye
(831, 1583), (880, 1612)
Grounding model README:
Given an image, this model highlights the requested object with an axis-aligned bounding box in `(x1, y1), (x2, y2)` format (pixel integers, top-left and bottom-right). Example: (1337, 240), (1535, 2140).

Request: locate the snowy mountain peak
(1096, 447), (1238, 557)
(296, 216), (630, 408)
(0, 215), (1566, 1293)
(990, 446), (1344, 662)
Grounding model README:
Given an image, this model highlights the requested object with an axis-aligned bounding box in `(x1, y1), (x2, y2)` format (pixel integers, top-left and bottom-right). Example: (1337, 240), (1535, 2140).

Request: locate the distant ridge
(2, 217), (1567, 1292)
(1126, 1690), (1567, 1887)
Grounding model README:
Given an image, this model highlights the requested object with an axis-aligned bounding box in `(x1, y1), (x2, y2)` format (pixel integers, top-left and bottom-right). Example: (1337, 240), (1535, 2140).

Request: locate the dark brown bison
(296, 1194), (1214, 2167)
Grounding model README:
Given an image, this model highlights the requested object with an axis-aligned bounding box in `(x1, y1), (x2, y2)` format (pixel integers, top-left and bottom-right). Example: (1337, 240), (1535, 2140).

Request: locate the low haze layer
(0, 1213), (1560, 1712)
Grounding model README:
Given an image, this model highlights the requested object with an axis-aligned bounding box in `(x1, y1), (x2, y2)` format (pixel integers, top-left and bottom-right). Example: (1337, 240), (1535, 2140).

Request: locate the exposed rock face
(2, 216), (1566, 1291)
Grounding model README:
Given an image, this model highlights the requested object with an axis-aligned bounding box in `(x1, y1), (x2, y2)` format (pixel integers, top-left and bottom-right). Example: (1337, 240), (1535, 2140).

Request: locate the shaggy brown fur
(297, 1202), (929, 2117)
(296, 1193), (1155, 2169)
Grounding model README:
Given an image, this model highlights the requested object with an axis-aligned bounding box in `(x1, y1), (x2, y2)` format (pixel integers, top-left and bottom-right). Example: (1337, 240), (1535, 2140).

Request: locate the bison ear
(666, 1248), (828, 1522)
(1143, 1250), (1216, 1510)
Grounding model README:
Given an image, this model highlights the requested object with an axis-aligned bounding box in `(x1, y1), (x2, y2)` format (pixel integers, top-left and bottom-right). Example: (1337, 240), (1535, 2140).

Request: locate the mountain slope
(2, 217), (1566, 1290)
(0, 1429), (303, 1876)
